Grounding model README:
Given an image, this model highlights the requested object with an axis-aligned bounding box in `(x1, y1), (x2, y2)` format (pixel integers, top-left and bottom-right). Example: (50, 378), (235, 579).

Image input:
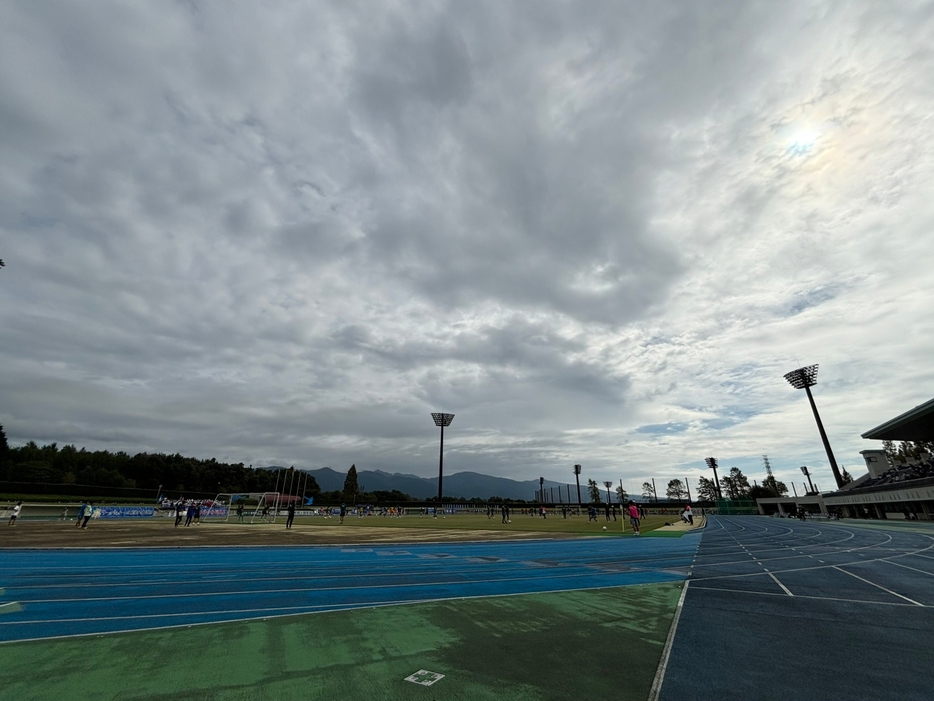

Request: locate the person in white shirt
(8, 501), (22, 526)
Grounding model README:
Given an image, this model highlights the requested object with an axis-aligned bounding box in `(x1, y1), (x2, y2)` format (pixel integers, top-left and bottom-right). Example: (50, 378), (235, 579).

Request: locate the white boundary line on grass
(648, 580), (689, 701)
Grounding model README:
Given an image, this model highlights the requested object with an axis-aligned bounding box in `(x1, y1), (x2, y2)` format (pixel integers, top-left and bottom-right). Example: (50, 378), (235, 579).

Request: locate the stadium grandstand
(761, 398), (934, 520)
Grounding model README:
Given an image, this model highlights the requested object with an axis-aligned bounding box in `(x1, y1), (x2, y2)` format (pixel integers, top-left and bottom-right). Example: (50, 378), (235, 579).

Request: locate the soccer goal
(205, 493), (281, 523)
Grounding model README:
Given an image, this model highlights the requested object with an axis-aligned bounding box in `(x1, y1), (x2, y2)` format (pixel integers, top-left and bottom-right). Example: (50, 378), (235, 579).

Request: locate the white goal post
(204, 493), (281, 523)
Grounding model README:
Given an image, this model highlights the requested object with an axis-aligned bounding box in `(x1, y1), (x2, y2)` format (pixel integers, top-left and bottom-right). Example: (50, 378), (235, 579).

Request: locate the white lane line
(883, 559), (934, 578)
(648, 581), (689, 701)
(766, 571), (793, 596)
(833, 566), (923, 606)
(690, 585), (929, 607)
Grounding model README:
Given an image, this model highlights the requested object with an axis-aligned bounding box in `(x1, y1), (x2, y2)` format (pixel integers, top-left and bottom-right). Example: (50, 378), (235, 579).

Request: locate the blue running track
(0, 535), (698, 643)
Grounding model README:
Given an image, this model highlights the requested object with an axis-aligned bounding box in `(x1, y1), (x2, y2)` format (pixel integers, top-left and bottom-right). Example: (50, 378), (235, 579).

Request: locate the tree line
(0, 426), (320, 498)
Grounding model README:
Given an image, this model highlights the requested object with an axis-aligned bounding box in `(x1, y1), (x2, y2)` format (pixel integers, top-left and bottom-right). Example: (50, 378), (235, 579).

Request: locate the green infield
(0, 581), (683, 701)
(276, 511), (678, 536)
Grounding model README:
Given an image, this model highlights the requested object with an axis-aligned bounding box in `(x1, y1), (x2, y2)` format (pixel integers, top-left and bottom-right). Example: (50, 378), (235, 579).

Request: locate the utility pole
(573, 465), (582, 505)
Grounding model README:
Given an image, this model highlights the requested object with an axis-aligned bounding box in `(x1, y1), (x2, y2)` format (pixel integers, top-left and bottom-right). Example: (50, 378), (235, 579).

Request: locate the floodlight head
(573, 464), (582, 475)
(431, 412), (454, 427)
(705, 457), (718, 470)
(800, 466), (810, 476)
(784, 364), (819, 390)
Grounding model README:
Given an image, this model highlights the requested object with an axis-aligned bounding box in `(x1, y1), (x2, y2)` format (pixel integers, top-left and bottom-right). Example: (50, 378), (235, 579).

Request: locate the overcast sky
(2, 1), (933, 493)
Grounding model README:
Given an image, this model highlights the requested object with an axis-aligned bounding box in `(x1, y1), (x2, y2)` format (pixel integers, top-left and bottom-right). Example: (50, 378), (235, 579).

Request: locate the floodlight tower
(800, 466), (815, 494)
(704, 457), (723, 499)
(573, 464), (582, 505)
(431, 413), (455, 507)
(783, 364), (843, 489)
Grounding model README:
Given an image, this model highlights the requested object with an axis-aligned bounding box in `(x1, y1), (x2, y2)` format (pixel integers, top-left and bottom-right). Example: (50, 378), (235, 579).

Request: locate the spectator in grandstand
(286, 501), (295, 529)
(8, 501), (22, 526)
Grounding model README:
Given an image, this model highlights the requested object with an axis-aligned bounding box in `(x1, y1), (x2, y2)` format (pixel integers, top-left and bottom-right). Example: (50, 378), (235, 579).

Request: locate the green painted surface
(0, 582), (683, 701)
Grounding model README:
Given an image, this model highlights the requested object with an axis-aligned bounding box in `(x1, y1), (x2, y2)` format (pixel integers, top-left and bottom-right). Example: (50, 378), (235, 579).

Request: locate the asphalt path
(0, 535), (697, 643)
(659, 516), (934, 701)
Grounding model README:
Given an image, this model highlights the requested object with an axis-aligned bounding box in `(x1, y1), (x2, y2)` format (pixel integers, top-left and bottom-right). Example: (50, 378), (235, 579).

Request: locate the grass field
(0, 512), (700, 700)
(0, 581), (684, 701)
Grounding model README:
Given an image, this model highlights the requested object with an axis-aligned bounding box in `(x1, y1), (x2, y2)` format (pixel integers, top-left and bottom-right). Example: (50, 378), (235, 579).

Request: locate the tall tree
(602, 481), (613, 504)
(587, 478), (602, 503)
(720, 467), (751, 500)
(642, 481), (656, 500)
(615, 484), (628, 503)
(0, 424), (8, 459)
(342, 464), (359, 501)
(840, 466), (853, 485)
(696, 476), (719, 502)
(762, 474), (789, 496)
(666, 479), (687, 500)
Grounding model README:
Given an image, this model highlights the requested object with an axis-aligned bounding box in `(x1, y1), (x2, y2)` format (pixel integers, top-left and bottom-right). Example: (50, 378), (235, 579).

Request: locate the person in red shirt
(627, 501), (641, 535)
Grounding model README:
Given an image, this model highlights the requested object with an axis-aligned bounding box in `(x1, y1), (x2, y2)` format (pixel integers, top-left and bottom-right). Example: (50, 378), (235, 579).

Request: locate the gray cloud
(2, 1), (934, 491)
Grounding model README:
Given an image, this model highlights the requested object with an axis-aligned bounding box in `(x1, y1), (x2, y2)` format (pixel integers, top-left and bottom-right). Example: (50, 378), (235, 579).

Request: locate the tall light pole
(801, 466), (815, 494)
(783, 364), (843, 489)
(573, 464), (582, 505)
(705, 457), (722, 499)
(603, 481), (613, 504)
(431, 413), (455, 509)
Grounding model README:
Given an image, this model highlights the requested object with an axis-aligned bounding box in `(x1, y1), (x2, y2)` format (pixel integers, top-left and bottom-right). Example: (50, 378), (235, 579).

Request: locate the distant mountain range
(261, 466), (624, 502)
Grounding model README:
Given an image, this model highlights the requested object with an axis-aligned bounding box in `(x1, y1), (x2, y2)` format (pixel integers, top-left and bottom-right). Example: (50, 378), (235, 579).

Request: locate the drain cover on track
(404, 670), (445, 686)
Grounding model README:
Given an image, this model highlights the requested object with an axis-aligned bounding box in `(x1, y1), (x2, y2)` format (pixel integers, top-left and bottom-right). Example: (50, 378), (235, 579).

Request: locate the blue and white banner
(94, 506), (155, 519)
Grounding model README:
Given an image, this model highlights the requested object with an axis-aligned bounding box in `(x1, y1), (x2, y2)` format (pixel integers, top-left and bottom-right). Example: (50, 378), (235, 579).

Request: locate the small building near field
(756, 494), (827, 517)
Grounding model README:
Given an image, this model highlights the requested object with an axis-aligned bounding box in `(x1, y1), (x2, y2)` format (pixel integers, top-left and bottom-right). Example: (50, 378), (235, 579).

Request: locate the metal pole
(792, 482), (798, 497)
(567, 484), (571, 503)
(619, 479), (624, 503)
(804, 384), (844, 488)
(711, 465), (722, 499)
(574, 465), (582, 505)
(652, 478), (658, 503)
(685, 477), (692, 502)
(437, 423), (444, 505)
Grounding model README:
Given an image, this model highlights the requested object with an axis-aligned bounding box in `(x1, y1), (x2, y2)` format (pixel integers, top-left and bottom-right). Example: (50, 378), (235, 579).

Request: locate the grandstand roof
(861, 397), (934, 442)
